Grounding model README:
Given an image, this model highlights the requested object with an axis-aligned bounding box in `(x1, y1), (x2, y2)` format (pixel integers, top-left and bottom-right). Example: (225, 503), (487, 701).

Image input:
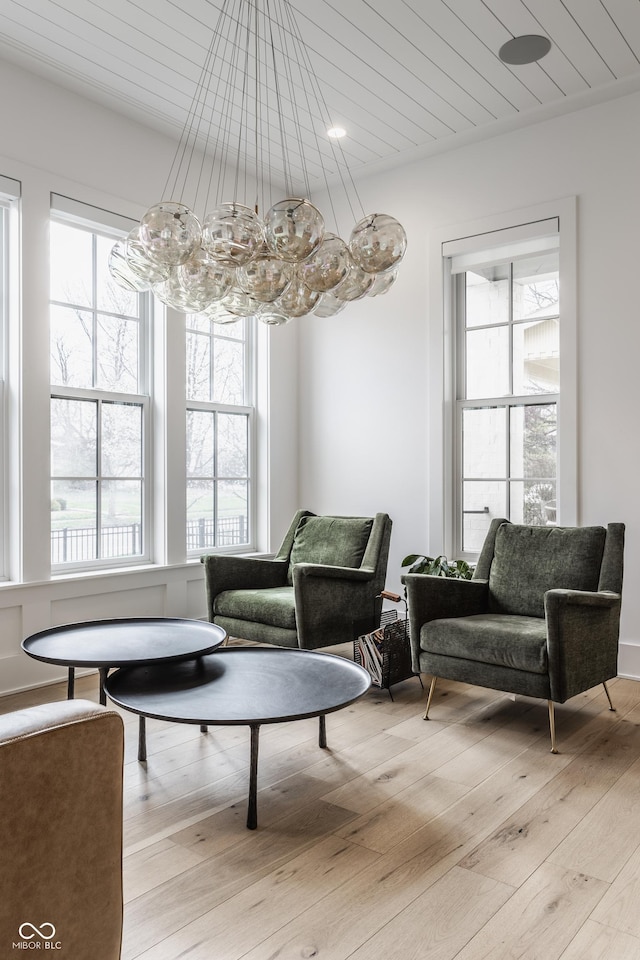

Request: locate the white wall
(2, 55), (639, 692)
(0, 59), (300, 695)
(298, 90), (640, 677)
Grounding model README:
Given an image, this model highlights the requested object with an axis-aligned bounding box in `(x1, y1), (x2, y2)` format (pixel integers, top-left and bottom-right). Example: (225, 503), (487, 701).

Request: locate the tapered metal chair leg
(424, 676), (437, 720)
(548, 700), (558, 754)
(603, 681), (616, 712)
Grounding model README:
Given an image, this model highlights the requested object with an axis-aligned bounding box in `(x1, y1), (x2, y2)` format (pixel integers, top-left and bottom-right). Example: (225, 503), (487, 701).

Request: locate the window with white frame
(186, 315), (252, 554)
(49, 200), (150, 567)
(448, 223), (560, 555)
(0, 177), (18, 579)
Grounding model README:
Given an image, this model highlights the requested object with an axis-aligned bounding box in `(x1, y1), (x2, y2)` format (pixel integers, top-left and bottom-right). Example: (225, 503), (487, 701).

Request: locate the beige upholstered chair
(0, 699), (124, 959)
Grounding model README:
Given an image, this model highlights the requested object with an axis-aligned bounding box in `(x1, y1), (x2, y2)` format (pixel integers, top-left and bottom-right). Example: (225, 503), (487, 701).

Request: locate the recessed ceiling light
(327, 126), (346, 139)
(499, 34), (552, 65)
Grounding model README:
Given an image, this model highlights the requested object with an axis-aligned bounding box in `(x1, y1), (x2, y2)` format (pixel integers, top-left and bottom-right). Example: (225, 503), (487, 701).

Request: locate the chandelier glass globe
(177, 249), (234, 303)
(124, 227), (171, 285)
(201, 203), (265, 266)
(313, 292), (347, 317)
(264, 198), (324, 263)
(274, 274), (320, 317)
(140, 202), (202, 266)
(257, 305), (292, 326)
(221, 289), (263, 317)
(333, 258), (375, 302)
(108, 239), (152, 293)
(298, 233), (350, 293)
(237, 245), (293, 302)
(367, 269), (398, 297)
(349, 213), (407, 275)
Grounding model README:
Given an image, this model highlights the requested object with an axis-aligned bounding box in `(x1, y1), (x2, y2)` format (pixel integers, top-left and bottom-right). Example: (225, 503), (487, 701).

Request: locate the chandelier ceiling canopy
(109, 0), (407, 326)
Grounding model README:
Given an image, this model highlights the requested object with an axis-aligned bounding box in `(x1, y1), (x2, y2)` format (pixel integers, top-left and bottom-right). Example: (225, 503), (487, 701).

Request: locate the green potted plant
(401, 553), (474, 579)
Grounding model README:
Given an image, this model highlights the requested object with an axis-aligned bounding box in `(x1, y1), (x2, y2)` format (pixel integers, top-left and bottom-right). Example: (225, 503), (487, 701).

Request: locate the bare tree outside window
(50, 219), (146, 564)
(186, 315), (250, 551)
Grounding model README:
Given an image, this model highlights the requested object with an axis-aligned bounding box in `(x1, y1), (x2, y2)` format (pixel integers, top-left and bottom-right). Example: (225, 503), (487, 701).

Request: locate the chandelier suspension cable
(283, 2), (365, 226)
(272, 2), (313, 203)
(279, 0), (341, 231)
(162, 1), (230, 205)
(265, 2), (293, 198)
(109, 0), (407, 327)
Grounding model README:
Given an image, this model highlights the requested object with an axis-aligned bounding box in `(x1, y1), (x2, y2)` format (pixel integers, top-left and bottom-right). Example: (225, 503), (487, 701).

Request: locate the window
(449, 225), (560, 554)
(50, 209), (150, 567)
(186, 315), (252, 554)
(0, 178), (17, 578)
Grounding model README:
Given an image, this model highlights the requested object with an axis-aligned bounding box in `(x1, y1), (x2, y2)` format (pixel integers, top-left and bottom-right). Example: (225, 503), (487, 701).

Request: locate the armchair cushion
(489, 523), (606, 617)
(215, 585), (296, 629)
(287, 515), (373, 584)
(422, 613), (548, 674)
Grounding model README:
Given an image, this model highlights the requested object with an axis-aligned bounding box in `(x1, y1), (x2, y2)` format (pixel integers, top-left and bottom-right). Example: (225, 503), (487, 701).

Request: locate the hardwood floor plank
(131, 835), (380, 960)
(547, 755), (640, 882)
(346, 866), (514, 960)
(458, 713), (640, 886)
(590, 843), (640, 937)
(558, 919), (640, 960)
(333, 773), (470, 853)
(122, 800), (358, 959)
(453, 862), (608, 960)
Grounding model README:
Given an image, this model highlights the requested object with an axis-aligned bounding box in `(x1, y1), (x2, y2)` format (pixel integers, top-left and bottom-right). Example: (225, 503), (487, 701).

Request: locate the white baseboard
(618, 641), (640, 681)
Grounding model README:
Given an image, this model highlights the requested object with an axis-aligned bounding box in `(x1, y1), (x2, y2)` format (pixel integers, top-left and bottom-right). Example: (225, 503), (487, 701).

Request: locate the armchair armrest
(291, 563), (377, 649)
(293, 562), (374, 582)
(403, 574), (489, 673)
(545, 588), (622, 703)
(201, 554), (289, 621)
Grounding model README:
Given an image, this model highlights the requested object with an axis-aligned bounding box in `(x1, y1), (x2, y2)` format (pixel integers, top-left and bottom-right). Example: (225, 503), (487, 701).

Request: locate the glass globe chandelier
(108, 0), (407, 326)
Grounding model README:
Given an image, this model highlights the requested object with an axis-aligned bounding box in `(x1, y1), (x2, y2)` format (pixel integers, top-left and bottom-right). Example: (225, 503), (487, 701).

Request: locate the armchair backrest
(477, 519), (614, 618)
(273, 511), (391, 587)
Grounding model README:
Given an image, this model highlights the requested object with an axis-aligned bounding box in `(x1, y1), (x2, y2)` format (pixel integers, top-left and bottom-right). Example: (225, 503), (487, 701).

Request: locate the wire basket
(354, 606), (420, 699)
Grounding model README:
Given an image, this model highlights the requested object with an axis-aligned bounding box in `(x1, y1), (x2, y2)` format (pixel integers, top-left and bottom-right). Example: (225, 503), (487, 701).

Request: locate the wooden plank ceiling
(1, 0), (639, 188)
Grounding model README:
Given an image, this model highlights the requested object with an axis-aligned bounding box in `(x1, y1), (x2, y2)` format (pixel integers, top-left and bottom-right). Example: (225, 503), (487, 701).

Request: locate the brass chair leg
(548, 700), (558, 754)
(423, 676), (437, 720)
(603, 681), (616, 712)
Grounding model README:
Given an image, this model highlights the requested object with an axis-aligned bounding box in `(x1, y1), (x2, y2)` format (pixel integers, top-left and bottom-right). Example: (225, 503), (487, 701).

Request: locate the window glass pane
(213, 338), (244, 404)
(186, 331), (211, 401)
(462, 481), (506, 552)
(463, 407), (506, 479)
(50, 306), (94, 388)
(513, 319), (559, 395)
(51, 398), (97, 477)
(96, 315), (139, 393)
(51, 480), (97, 563)
(465, 267), (509, 328)
(218, 479), (248, 545)
(187, 480), (214, 550)
(187, 410), (214, 477)
(50, 221), (92, 307)
(510, 404), (557, 479)
(510, 480), (556, 526)
(466, 327), (509, 399)
(96, 234), (138, 316)
(101, 403), (142, 477)
(101, 479), (142, 557)
(218, 413), (248, 477)
(513, 252), (559, 321)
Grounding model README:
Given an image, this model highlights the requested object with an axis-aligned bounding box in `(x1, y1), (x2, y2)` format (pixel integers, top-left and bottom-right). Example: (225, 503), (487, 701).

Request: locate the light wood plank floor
(4, 644), (640, 960)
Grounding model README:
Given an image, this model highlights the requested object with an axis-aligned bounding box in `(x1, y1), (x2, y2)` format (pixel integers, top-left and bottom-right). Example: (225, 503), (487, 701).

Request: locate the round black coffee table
(104, 647), (371, 829)
(22, 618), (227, 753)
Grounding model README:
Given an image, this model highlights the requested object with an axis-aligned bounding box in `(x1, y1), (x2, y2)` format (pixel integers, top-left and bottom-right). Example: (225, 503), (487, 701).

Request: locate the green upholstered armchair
(202, 510), (392, 650)
(404, 519), (625, 752)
